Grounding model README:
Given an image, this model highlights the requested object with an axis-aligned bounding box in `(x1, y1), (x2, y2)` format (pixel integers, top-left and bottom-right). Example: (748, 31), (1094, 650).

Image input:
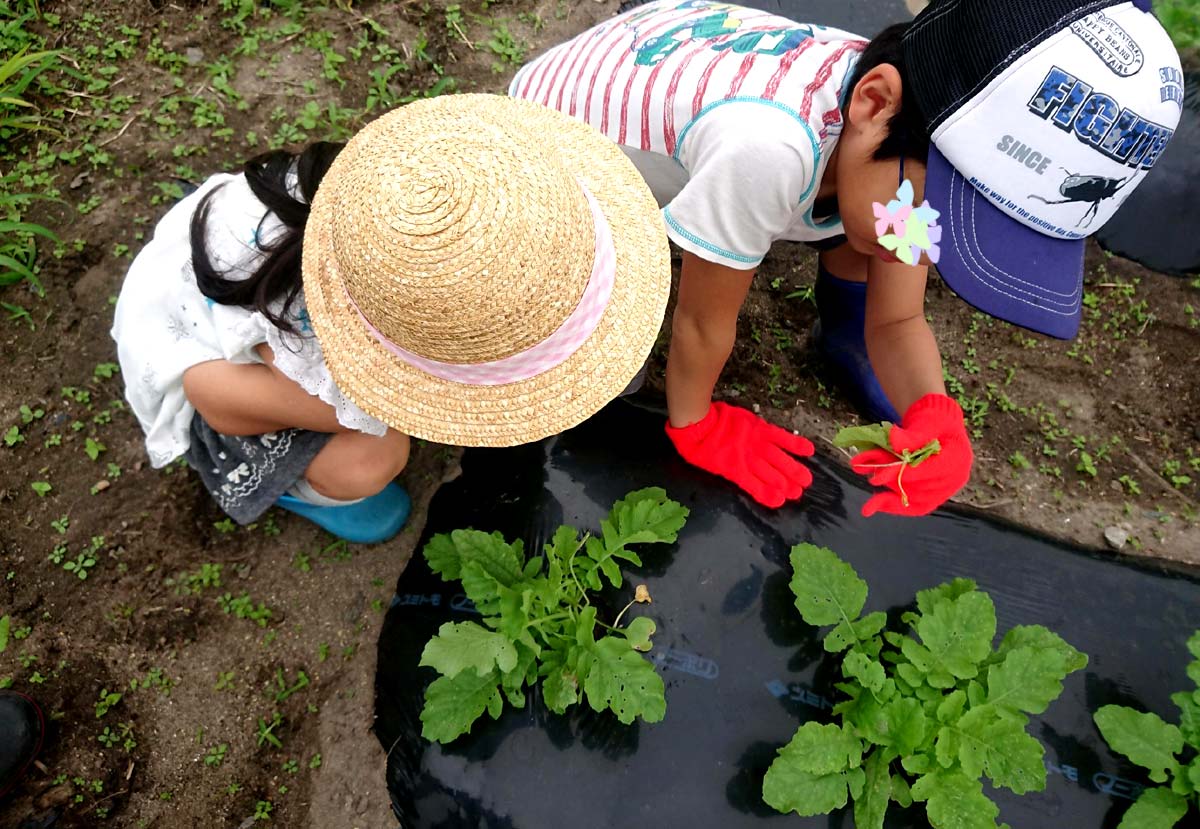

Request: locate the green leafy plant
(835, 424), (941, 508)
(1093, 630), (1200, 828)
(419, 488), (688, 744)
(763, 544), (1087, 829)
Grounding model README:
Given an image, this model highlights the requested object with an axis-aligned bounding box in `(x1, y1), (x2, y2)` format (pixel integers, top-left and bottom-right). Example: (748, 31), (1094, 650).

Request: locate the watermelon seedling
(419, 488), (688, 744)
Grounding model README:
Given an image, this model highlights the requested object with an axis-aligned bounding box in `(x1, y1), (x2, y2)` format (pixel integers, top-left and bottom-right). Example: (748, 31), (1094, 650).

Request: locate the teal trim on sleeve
(803, 205), (843, 231)
(671, 97), (822, 205)
(662, 207), (761, 265)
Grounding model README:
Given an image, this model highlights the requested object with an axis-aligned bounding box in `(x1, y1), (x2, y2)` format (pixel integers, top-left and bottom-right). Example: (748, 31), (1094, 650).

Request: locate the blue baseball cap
(905, 0), (1184, 338)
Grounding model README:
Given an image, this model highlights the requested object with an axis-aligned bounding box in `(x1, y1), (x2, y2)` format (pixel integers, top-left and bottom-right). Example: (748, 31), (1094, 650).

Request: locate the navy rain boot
(811, 264), (901, 424)
(0, 691), (44, 798)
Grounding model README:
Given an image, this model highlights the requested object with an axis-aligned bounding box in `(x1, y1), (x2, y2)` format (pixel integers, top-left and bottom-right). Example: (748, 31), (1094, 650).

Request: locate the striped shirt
(510, 0), (867, 268)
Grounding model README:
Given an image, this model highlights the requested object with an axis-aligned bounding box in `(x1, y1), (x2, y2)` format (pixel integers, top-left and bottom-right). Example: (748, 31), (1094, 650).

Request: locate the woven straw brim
(302, 95), (671, 447)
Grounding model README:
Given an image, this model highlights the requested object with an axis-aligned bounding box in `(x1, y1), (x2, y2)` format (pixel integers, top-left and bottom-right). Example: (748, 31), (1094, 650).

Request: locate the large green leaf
(769, 722), (863, 775)
(789, 544), (868, 651)
(763, 730), (864, 819)
(423, 529), (524, 584)
(916, 591), (996, 682)
(419, 622), (518, 678)
(915, 578), (977, 616)
(991, 625), (1088, 673)
(602, 487), (690, 547)
(579, 636), (665, 724)
(911, 770), (1004, 829)
(1116, 786), (1188, 829)
(1095, 706), (1184, 784)
(954, 706), (1046, 794)
(420, 669), (503, 744)
(854, 750), (893, 829)
(985, 644), (1081, 715)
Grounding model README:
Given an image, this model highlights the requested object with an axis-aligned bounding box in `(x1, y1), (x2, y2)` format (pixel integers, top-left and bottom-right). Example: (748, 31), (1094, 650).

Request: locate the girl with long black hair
(111, 95), (672, 543)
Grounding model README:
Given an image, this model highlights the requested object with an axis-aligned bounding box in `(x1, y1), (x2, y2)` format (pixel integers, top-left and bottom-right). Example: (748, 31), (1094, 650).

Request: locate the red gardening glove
(666, 402), (815, 509)
(851, 394), (974, 517)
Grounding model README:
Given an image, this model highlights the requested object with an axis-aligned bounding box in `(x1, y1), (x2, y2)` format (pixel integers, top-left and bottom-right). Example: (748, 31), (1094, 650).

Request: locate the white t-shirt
(111, 172), (386, 469)
(509, 0), (866, 269)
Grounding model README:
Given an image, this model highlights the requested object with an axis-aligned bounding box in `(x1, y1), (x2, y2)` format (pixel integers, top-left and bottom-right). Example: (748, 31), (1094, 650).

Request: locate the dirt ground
(0, 1), (1197, 827)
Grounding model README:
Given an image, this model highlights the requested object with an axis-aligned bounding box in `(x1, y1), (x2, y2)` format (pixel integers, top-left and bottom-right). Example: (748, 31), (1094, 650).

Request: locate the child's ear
(847, 64), (904, 128)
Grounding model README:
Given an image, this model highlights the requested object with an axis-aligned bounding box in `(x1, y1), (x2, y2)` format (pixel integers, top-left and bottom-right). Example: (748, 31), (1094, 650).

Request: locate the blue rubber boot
(277, 482), (411, 545)
(812, 264), (901, 424)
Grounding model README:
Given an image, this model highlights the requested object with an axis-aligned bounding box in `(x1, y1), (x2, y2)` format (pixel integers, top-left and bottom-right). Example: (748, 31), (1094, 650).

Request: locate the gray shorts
(184, 415), (330, 524)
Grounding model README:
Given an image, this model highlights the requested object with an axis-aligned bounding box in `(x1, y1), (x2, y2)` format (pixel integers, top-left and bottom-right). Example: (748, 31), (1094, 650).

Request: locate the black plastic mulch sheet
(375, 400), (1200, 828)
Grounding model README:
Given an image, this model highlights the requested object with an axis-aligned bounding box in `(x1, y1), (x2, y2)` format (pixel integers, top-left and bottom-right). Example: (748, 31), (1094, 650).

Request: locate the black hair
(190, 141), (344, 334)
(843, 22), (932, 163)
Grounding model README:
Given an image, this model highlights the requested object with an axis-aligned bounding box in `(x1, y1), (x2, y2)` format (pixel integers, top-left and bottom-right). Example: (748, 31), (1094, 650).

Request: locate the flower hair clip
(872, 166), (941, 266)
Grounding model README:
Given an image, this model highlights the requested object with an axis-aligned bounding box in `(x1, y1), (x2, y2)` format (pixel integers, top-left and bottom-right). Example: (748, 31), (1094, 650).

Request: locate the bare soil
(0, 0), (1196, 827)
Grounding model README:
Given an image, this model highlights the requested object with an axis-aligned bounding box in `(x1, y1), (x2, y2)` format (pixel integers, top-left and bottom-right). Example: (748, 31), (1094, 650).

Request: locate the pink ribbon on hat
(346, 182), (616, 386)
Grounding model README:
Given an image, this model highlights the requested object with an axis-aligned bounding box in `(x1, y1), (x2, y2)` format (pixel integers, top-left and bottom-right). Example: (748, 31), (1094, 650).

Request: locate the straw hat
(302, 94), (671, 447)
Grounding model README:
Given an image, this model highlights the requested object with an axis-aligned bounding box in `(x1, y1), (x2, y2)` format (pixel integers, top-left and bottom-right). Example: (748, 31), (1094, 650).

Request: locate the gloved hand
(851, 394), (973, 517)
(666, 402), (815, 509)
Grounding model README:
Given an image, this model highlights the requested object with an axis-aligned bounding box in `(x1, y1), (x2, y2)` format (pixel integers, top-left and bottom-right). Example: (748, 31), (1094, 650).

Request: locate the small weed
(1076, 452), (1098, 478)
(205, 743), (228, 767)
(256, 710), (284, 749)
(130, 667), (176, 696)
(84, 437), (106, 461)
(215, 671), (236, 692)
(217, 592), (273, 627)
(168, 562), (222, 595)
(273, 668), (309, 703)
(94, 688), (122, 719)
(254, 800), (273, 822)
(64, 551), (97, 580)
(31, 481), (51, 496)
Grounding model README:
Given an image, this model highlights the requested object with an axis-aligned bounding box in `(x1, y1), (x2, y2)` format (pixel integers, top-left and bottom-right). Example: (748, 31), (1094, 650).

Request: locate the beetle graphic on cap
(903, 0), (1184, 339)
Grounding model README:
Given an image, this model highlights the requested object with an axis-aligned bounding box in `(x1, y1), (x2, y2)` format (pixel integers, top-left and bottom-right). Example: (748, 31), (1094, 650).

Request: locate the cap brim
(926, 146), (1084, 340)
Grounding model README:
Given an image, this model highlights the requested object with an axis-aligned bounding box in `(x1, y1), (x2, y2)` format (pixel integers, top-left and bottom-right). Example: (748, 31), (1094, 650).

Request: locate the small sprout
(85, 438), (106, 461)
(31, 482), (52, 497)
(204, 743), (228, 767)
(94, 688), (122, 719)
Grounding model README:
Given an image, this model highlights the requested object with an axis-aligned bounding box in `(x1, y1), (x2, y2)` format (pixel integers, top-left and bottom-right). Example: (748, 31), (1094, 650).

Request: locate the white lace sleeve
(265, 312), (389, 437)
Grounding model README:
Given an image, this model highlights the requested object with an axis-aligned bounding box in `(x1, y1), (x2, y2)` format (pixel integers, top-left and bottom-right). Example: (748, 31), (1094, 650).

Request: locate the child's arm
(863, 256), (946, 410)
(666, 252), (755, 427)
(664, 252), (815, 509)
(182, 344), (343, 436)
(855, 256), (974, 517)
